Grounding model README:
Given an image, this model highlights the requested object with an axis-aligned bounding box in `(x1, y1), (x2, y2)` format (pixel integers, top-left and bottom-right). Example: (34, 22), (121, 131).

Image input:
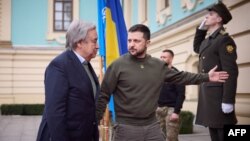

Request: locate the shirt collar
(209, 27), (224, 39)
(73, 50), (86, 64)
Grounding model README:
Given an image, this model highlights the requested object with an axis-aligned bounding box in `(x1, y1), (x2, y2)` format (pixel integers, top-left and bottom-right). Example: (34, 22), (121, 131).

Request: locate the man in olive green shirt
(96, 24), (229, 141)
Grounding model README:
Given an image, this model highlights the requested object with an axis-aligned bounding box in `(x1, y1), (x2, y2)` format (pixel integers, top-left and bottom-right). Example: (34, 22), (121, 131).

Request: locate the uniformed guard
(193, 1), (238, 141)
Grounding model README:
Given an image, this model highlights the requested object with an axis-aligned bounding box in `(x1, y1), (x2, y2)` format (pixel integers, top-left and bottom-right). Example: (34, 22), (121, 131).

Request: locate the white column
(0, 0), (12, 47)
(123, 0), (131, 28)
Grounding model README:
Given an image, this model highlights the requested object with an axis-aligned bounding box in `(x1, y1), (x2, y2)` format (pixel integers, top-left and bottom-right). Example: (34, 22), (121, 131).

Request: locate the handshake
(198, 19), (208, 30)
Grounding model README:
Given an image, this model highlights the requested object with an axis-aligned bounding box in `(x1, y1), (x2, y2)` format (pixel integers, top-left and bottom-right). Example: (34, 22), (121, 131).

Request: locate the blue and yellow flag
(98, 0), (128, 120)
(97, 0), (106, 57)
(105, 0), (128, 66)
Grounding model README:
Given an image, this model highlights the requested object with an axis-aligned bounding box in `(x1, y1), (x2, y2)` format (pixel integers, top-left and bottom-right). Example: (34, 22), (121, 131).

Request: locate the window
(53, 0), (73, 31)
(47, 0), (78, 44)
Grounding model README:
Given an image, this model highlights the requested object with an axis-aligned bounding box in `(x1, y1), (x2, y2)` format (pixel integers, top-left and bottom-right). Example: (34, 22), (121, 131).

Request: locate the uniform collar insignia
(220, 29), (227, 35)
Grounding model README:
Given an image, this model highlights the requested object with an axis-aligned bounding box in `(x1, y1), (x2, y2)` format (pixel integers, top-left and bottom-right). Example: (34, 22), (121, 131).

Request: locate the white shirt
(73, 50), (86, 63)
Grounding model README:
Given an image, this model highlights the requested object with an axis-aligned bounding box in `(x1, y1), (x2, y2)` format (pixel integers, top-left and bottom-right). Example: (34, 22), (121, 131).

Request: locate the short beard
(129, 47), (147, 58)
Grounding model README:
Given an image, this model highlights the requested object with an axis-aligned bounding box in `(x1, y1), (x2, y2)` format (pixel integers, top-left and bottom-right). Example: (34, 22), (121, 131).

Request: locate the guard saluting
(193, 1), (238, 141)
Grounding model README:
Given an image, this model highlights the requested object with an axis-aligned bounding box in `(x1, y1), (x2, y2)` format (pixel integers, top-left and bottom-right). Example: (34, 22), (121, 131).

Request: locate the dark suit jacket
(37, 49), (99, 141)
(193, 27), (238, 128)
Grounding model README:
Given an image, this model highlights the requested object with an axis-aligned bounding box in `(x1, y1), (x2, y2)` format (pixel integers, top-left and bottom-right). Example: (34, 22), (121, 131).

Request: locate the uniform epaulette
(220, 29), (228, 35)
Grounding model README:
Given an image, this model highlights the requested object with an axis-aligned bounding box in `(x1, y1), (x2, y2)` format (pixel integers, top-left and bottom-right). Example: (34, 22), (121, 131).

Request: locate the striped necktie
(82, 61), (96, 97)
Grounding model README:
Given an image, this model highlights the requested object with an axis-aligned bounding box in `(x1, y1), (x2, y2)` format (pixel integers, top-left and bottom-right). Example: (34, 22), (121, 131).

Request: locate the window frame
(53, 0), (73, 32)
(47, 0), (79, 44)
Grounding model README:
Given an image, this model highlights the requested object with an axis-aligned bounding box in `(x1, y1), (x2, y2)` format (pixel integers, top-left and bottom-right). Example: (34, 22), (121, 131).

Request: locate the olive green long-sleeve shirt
(96, 53), (208, 126)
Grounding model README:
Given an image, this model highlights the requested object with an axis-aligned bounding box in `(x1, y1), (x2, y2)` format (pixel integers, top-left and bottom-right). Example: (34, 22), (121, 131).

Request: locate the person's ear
(77, 40), (85, 48)
(217, 16), (223, 23)
(76, 42), (81, 48)
(146, 40), (151, 45)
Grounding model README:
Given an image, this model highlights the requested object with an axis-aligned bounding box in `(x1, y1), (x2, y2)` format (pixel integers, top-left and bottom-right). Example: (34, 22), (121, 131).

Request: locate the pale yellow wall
(223, 0), (250, 124)
(0, 48), (101, 105)
(148, 0), (250, 124)
(0, 48), (61, 104)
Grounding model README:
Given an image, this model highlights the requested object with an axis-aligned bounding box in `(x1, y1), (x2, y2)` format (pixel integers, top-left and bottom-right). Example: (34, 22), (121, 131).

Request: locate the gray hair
(65, 19), (96, 50)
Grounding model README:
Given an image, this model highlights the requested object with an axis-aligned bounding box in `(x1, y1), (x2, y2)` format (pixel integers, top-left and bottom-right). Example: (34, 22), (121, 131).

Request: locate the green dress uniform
(193, 27), (238, 128)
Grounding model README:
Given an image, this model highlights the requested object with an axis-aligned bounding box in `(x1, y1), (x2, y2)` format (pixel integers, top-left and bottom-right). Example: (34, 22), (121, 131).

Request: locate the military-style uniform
(193, 27), (238, 128)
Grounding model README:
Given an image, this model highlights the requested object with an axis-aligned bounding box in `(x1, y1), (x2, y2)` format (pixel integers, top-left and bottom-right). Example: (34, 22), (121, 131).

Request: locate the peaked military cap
(208, 1), (232, 24)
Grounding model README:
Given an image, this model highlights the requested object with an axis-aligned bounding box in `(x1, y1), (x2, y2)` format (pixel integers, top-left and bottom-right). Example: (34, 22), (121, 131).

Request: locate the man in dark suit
(37, 20), (100, 141)
(193, 2), (238, 141)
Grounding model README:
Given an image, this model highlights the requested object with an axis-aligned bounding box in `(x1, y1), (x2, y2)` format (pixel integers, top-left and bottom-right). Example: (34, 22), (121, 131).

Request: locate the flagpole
(98, 56), (110, 141)
(98, 0), (128, 140)
(98, 56), (104, 85)
(104, 106), (110, 141)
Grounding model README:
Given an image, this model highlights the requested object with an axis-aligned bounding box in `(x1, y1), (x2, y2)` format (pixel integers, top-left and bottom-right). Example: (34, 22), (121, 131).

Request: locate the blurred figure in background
(156, 49), (185, 141)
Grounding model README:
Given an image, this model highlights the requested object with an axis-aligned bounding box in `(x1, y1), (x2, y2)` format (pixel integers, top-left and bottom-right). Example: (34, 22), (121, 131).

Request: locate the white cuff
(222, 103), (234, 113)
(198, 19), (208, 30)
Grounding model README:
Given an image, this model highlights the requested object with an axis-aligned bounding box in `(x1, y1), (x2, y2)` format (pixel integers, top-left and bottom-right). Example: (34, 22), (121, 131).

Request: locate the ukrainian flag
(105, 0), (128, 66)
(98, 0), (128, 120)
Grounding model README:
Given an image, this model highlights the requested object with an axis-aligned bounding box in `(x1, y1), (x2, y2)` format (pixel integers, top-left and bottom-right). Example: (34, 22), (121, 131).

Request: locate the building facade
(0, 0), (249, 124)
